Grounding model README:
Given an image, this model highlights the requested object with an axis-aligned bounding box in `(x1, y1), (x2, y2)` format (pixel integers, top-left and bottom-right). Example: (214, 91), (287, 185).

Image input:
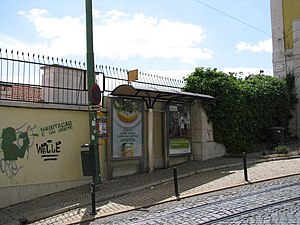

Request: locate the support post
(85, 0), (100, 184)
(243, 152), (249, 182)
(91, 182), (96, 215)
(163, 109), (169, 168)
(173, 167), (180, 199)
(147, 108), (155, 172)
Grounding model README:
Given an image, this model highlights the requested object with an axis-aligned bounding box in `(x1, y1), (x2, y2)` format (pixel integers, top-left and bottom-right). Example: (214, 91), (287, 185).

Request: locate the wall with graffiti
(0, 106), (90, 187)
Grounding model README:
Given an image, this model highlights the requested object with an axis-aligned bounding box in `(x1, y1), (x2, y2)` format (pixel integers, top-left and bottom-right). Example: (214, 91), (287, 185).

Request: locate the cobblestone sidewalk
(1, 154), (300, 225)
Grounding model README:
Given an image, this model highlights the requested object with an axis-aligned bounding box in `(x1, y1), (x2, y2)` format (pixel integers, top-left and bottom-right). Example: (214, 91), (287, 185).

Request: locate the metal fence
(0, 49), (185, 106)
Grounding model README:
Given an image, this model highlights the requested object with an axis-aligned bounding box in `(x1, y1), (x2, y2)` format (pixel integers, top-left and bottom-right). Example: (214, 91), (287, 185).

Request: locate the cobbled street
(84, 175), (300, 225)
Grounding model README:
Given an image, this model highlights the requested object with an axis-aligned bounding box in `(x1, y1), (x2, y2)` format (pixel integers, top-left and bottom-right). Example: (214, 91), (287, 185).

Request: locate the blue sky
(0, 0), (272, 79)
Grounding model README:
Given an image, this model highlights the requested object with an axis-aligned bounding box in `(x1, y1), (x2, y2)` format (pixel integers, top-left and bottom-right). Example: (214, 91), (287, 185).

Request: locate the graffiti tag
(0, 158), (23, 178)
(36, 140), (62, 161)
(40, 121), (73, 136)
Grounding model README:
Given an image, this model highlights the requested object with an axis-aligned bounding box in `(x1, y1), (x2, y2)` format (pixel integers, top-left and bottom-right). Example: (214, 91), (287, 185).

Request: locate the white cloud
(17, 8), (85, 57)
(93, 10), (212, 64)
(0, 33), (51, 57)
(236, 38), (272, 53)
(2, 9), (212, 65)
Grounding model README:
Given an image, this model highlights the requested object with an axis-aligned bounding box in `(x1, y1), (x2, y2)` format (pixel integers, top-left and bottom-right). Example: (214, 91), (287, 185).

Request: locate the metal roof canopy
(110, 84), (214, 108)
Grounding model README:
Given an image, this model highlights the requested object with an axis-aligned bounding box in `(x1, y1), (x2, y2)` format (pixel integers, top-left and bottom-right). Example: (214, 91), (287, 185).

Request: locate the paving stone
(1, 154), (300, 224)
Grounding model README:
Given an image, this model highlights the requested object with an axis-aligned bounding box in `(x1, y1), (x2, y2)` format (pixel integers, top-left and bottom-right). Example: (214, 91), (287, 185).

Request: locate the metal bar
(85, 0), (101, 186)
(0, 48), (185, 104)
(91, 182), (96, 215)
(173, 167), (180, 198)
(243, 152), (249, 182)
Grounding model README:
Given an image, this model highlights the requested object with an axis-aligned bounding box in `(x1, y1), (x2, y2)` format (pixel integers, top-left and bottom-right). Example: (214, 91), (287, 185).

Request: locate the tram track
(202, 196), (300, 224)
(89, 175), (300, 225)
(128, 178), (300, 225)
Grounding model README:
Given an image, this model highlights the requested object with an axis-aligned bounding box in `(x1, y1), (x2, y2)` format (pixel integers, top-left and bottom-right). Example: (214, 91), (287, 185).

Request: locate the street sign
(90, 83), (101, 105)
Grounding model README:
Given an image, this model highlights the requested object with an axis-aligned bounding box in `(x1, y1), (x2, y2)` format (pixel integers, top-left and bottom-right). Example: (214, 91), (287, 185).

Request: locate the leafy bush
(183, 67), (297, 153)
(274, 145), (291, 154)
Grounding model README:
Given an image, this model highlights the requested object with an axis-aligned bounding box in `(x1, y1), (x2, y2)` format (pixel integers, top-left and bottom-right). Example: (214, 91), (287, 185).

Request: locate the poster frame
(166, 102), (192, 156)
(110, 97), (144, 160)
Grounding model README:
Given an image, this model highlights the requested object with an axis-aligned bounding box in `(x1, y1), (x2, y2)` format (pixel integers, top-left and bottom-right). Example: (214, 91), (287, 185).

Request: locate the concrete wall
(191, 100), (226, 161)
(0, 102), (93, 207)
(42, 66), (88, 105)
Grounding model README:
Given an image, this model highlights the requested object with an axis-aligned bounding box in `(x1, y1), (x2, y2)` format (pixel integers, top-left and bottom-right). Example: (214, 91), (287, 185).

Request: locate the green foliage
(274, 145), (291, 154)
(183, 67), (297, 153)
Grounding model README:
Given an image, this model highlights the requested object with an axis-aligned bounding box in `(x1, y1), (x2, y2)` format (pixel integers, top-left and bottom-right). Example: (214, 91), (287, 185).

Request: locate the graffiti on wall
(0, 120), (73, 178)
(0, 123), (38, 178)
(36, 140), (61, 161)
(40, 121), (73, 136)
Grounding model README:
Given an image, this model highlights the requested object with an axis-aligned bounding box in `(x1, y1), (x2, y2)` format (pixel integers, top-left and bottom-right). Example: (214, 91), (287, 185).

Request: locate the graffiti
(0, 159), (23, 178)
(16, 123), (39, 159)
(36, 140), (62, 161)
(0, 120), (68, 179)
(40, 120), (73, 136)
(0, 122), (39, 178)
(1, 127), (30, 161)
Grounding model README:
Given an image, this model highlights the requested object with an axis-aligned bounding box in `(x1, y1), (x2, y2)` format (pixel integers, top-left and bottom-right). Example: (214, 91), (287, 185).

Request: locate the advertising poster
(112, 98), (143, 159)
(168, 103), (191, 155)
(97, 117), (108, 138)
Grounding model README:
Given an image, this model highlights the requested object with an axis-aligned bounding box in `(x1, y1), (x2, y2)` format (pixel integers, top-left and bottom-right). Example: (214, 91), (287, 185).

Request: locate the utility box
(81, 145), (95, 176)
(269, 127), (285, 146)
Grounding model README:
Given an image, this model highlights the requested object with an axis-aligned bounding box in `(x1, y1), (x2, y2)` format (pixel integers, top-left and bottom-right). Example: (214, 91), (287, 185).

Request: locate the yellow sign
(128, 69), (139, 81)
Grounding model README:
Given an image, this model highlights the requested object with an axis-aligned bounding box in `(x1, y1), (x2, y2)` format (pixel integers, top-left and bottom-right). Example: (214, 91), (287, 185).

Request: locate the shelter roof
(110, 85), (214, 108)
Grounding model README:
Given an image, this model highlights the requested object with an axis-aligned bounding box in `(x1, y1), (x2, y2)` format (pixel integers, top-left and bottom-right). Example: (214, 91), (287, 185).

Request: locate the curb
(10, 155), (300, 224)
(69, 172), (300, 224)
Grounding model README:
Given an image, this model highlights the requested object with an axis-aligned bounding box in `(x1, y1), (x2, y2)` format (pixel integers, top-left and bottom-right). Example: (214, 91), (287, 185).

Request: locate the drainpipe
(147, 108), (155, 172)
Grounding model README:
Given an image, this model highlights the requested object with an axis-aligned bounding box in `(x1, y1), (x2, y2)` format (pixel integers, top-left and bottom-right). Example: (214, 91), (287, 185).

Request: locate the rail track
(91, 175), (300, 225)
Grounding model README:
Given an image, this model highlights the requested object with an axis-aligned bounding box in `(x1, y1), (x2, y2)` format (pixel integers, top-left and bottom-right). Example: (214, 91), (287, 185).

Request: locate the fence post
(91, 182), (96, 215)
(173, 167), (180, 199)
(243, 152), (249, 182)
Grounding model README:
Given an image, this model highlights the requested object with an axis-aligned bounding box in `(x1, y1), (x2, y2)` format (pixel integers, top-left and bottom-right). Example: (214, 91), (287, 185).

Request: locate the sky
(0, 0), (273, 79)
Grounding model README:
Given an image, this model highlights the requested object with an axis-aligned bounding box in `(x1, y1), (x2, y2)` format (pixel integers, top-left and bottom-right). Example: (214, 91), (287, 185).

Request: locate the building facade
(271, 0), (300, 137)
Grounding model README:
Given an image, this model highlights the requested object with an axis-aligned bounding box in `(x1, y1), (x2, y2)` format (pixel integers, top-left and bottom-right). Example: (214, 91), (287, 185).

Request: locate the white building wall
(271, 0), (286, 78)
(271, 0), (300, 137)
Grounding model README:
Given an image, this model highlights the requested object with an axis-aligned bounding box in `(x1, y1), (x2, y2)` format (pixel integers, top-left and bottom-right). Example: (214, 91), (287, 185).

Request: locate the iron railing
(0, 48), (185, 106)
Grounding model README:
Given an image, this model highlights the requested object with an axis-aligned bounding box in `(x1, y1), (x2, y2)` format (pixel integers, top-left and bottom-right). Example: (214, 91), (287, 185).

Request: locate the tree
(184, 67), (297, 153)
